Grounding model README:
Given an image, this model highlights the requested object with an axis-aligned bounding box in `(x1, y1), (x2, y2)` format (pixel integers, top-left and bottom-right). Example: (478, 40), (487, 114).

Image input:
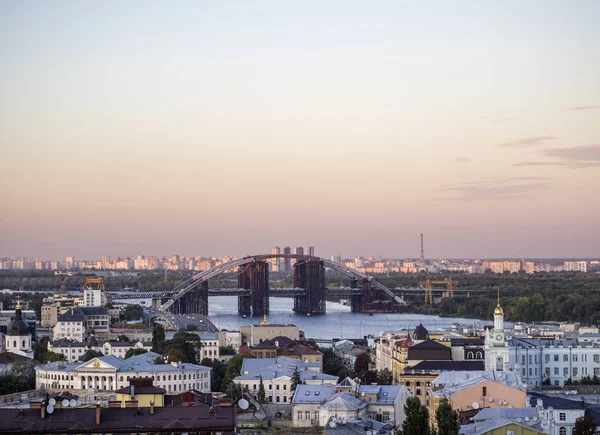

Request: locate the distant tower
(307, 246), (315, 256)
(271, 246), (281, 272)
(420, 233), (425, 262)
(283, 247), (292, 273)
(295, 247), (304, 256)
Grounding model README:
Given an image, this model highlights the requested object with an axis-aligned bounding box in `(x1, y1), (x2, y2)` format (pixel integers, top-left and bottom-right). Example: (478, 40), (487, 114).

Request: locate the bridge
(158, 254), (409, 316)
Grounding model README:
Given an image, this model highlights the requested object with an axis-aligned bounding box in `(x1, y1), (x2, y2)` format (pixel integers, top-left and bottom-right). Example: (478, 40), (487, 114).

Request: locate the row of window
(251, 383), (288, 391)
(38, 372), (208, 381)
(296, 409), (318, 421)
(522, 354), (600, 364)
(254, 394), (288, 403)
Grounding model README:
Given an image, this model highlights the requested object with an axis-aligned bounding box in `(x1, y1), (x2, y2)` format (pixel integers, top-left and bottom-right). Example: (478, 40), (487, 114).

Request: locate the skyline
(1, 1), (599, 259)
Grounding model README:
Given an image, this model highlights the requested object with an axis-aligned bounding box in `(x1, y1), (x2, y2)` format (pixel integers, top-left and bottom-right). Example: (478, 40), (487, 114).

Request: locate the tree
(291, 367), (301, 392)
(398, 397), (431, 435)
(117, 334), (131, 342)
(354, 352), (370, 375)
(257, 376), (266, 403)
(219, 345), (236, 356)
(152, 325), (166, 353)
(161, 331), (202, 364)
(221, 352), (255, 396)
(573, 415), (596, 435)
(125, 348), (148, 359)
(436, 399), (459, 435)
(81, 349), (103, 362)
(122, 304), (144, 321)
(186, 324), (199, 331)
(201, 358), (227, 391)
(377, 368), (393, 385)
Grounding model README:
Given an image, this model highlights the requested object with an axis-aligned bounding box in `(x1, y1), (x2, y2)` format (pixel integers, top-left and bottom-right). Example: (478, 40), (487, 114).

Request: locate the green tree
(291, 367), (301, 392)
(81, 349), (103, 362)
(398, 396), (431, 435)
(354, 352), (370, 375)
(221, 352), (255, 396)
(436, 399), (459, 435)
(573, 415), (596, 435)
(125, 348), (148, 359)
(117, 334), (131, 342)
(201, 358), (227, 391)
(257, 376), (266, 403)
(219, 345), (236, 356)
(122, 304), (144, 321)
(152, 325), (166, 353)
(186, 324), (199, 331)
(377, 368), (393, 385)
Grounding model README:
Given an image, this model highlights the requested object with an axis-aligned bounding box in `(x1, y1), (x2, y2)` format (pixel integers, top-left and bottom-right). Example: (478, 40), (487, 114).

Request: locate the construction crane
(421, 277), (458, 303)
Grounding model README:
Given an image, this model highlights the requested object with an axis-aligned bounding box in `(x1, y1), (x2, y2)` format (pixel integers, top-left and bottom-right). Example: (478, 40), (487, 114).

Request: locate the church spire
(494, 288), (503, 315)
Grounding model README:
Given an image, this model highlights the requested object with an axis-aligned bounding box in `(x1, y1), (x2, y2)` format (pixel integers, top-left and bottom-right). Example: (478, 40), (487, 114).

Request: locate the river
(206, 296), (491, 340)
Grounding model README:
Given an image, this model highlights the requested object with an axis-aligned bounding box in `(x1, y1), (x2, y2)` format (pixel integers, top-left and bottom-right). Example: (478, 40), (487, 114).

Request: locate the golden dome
(494, 288), (503, 315)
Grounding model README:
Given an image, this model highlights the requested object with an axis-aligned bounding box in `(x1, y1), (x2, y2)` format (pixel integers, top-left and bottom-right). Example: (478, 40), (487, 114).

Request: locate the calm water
(206, 296), (491, 340)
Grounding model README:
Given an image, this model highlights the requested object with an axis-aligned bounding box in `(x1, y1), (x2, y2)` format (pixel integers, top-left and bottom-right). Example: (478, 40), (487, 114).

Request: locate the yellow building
(115, 377), (165, 408)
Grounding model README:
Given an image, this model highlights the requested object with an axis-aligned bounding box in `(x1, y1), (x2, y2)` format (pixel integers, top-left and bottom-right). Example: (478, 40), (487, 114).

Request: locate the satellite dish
(517, 418), (522, 423)
(69, 399), (77, 407)
(489, 397), (494, 402)
(46, 405), (54, 414)
(62, 399), (70, 407)
(48, 398), (56, 406)
(329, 421), (337, 428)
(533, 417), (538, 421)
(525, 417), (530, 422)
(238, 398), (249, 410)
(472, 402), (479, 409)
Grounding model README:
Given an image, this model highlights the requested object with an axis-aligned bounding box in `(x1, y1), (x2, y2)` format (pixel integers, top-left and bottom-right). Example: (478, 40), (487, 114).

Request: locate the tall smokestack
(420, 233), (425, 262)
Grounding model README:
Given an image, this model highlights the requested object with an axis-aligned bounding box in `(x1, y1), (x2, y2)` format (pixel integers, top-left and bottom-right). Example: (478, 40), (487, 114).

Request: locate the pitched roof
(319, 393), (368, 411)
(432, 371), (519, 388)
(405, 360), (485, 373)
(292, 385), (336, 404)
(459, 417), (543, 435)
(0, 352), (30, 364)
(251, 336), (295, 349)
(474, 407), (539, 421)
(410, 340), (449, 351)
(528, 392), (587, 410)
(358, 385), (404, 405)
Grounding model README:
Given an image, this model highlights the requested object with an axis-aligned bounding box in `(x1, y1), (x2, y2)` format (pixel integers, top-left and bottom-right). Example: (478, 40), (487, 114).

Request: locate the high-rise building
(271, 247), (281, 272)
(295, 247), (304, 256)
(283, 247), (291, 273)
(564, 261), (587, 273)
(307, 246), (315, 256)
(65, 256), (74, 270)
(101, 256), (111, 269)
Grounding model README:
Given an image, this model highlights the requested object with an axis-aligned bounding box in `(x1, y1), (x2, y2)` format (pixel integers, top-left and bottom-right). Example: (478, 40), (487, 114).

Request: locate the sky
(1, 1), (599, 260)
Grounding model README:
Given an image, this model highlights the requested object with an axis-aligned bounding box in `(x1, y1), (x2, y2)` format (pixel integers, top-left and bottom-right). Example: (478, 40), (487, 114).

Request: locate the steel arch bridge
(158, 254), (406, 316)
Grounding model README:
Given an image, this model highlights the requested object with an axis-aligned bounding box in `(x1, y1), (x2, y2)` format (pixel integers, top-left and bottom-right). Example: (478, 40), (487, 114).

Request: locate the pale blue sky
(1, 1), (599, 259)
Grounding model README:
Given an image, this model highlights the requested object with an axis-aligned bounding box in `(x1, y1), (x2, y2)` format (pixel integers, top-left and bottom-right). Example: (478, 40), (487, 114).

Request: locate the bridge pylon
(237, 261), (269, 316)
(293, 259), (326, 315)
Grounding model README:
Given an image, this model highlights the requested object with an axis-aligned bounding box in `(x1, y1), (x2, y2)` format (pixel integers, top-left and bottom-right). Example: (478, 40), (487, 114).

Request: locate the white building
(219, 330), (242, 350)
(233, 357), (337, 404)
(4, 301), (33, 359)
(198, 332), (220, 361)
(35, 351), (211, 393)
(484, 293), (600, 387)
(83, 287), (104, 307)
(53, 307), (110, 342)
(564, 261), (587, 273)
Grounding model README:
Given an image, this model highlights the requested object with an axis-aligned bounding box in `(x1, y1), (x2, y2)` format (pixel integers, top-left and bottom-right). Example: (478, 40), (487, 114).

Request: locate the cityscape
(1, 1), (599, 435)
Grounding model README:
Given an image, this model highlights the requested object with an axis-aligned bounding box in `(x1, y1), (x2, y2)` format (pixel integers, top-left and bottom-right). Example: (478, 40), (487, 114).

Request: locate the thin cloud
(562, 106), (600, 112)
(438, 177), (552, 201)
(456, 156), (471, 164)
(515, 144), (600, 168)
(496, 136), (558, 148)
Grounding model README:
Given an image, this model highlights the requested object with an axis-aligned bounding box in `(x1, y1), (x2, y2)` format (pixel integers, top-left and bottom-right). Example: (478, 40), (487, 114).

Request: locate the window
(594, 368), (599, 376)
(482, 386), (487, 397)
(416, 389), (421, 396)
(573, 368), (578, 377)
(467, 351), (474, 359)
(522, 356), (526, 365)
(253, 384), (256, 390)
(476, 351), (483, 359)
(383, 411), (390, 422)
(573, 354), (578, 362)
(545, 368), (550, 376)
(297, 410), (303, 421)
(545, 355), (550, 363)
(529, 368), (532, 376)
(554, 368), (559, 375)
(563, 354), (568, 362)
(594, 355), (599, 363)
(276, 385), (280, 390)
(529, 355), (532, 364)
(283, 385), (287, 390)
(564, 368), (569, 377)
(559, 413), (566, 421)
(269, 384), (272, 390)
(305, 410), (310, 421)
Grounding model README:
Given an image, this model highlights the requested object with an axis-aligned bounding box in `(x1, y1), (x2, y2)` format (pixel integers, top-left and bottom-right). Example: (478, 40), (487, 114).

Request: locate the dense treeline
(379, 272), (600, 324)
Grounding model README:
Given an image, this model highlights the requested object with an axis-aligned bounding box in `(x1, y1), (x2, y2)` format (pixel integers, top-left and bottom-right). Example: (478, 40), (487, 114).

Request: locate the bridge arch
(159, 254), (403, 315)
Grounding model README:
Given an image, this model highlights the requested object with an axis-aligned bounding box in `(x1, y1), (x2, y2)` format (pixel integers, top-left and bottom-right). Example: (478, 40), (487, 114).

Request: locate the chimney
(95, 405), (101, 425)
(150, 400), (155, 415)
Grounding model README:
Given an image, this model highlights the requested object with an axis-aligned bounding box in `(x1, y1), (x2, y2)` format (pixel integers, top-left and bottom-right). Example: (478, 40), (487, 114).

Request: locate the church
(484, 290), (509, 371)
(3, 299), (34, 359)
